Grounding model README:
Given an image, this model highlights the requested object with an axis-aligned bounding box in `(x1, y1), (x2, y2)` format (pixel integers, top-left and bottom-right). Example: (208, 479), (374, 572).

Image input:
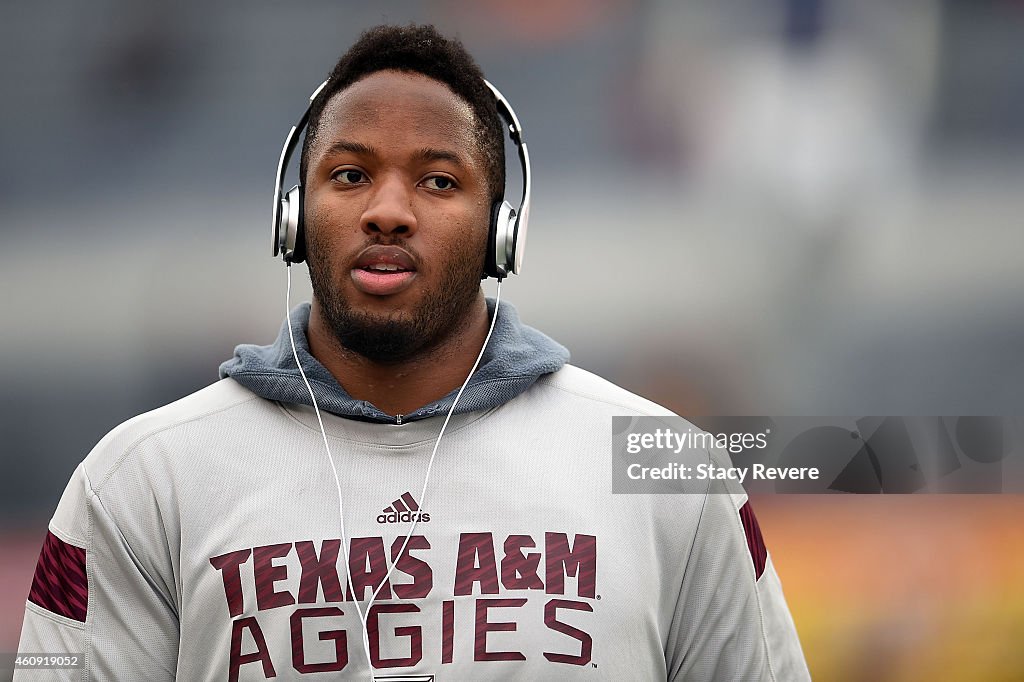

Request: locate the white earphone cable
(286, 264), (502, 680)
(285, 264), (370, 656)
(364, 278), (502, 614)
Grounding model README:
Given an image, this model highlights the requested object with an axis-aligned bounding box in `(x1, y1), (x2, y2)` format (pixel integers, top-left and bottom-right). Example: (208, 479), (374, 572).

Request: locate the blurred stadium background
(2, 1), (1023, 679)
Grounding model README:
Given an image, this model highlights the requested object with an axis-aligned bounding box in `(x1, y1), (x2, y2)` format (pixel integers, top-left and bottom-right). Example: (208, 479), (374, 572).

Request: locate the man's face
(304, 70), (492, 363)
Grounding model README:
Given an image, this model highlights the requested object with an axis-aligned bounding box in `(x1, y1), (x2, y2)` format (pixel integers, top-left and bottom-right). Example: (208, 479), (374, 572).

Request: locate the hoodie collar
(219, 299), (569, 424)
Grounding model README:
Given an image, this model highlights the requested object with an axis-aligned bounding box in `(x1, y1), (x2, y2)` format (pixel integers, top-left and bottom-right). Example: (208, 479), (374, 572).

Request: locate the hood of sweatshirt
(218, 299), (569, 424)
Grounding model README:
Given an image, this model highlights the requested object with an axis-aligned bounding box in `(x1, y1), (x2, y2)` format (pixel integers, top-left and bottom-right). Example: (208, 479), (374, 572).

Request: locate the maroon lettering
(545, 533), (597, 598)
(348, 537), (391, 601)
(210, 549), (252, 618)
(474, 598), (527, 662)
(739, 501), (767, 579)
(254, 543), (295, 611)
(543, 599), (593, 665)
(454, 533), (499, 596)
(441, 600), (454, 664)
(501, 535), (544, 590)
(368, 603), (422, 668)
(290, 607), (348, 673)
(390, 536), (432, 599)
(229, 616), (276, 682)
(295, 540), (343, 604)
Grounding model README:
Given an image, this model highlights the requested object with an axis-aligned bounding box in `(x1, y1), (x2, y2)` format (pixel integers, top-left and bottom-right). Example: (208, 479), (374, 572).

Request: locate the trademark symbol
(592, 663), (598, 668)
(596, 595), (602, 600)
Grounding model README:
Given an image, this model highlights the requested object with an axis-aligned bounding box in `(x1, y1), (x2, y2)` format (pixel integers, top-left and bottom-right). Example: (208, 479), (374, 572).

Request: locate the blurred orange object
(756, 495), (1024, 682)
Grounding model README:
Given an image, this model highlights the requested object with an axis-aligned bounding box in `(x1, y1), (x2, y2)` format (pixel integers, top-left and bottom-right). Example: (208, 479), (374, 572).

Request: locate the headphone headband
(272, 77), (531, 278)
(271, 80), (327, 263)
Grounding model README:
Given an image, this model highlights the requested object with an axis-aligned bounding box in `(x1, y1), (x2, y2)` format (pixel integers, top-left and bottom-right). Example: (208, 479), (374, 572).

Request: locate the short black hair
(299, 24), (505, 204)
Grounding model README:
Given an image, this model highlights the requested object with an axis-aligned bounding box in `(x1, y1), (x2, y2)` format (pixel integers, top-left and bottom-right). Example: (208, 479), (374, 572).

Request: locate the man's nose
(360, 174), (417, 237)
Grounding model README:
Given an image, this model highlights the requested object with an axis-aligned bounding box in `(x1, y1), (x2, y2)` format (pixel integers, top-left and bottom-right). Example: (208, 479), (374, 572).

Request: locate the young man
(16, 25), (809, 681)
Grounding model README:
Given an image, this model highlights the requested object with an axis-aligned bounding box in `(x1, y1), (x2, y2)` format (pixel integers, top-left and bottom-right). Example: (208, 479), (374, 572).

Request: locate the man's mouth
(362, 263), (407, 272)
(351, 245), (418, 296)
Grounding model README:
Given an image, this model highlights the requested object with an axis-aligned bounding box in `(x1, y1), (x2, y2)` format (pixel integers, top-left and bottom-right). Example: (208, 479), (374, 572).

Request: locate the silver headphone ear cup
(273, 197), (285, 259)
(275, 196), (287, 258)
(493, 201), (515, 276)
(281, 185), (303, 262)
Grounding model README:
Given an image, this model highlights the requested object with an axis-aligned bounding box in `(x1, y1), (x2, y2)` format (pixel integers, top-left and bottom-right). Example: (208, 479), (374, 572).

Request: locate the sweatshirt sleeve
(15, 463), (179, 681)
(665, 487), (811, 681)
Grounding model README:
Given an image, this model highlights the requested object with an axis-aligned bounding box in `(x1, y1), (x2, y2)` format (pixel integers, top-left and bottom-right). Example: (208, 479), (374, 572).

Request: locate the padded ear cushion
(280, 184), (306, 264)
(290, 185), (306, 264)
(509, 193), (527, 275)
(485, 199), (504, 278)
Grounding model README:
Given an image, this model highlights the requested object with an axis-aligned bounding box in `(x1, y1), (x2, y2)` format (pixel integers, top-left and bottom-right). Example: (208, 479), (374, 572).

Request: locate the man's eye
(333, 169), (366, 184)
(423, 176), (455, 191)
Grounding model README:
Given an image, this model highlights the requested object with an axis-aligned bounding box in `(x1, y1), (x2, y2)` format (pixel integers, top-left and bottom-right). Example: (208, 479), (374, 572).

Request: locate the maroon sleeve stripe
(27, 530), (88, 622)
(738, 501), (768, 580)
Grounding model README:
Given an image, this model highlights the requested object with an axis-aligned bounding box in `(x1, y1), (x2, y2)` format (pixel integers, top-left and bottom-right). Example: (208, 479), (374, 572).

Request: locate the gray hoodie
(219, 299), (569, 423)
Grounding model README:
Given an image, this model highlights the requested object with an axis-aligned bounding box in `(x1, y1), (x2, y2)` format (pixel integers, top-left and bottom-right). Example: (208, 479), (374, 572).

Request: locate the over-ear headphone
(272, 78), (531, 280)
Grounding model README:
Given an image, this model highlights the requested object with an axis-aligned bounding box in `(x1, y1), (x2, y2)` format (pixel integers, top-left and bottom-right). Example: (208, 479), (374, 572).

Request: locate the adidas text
(377, 510), (431, 524)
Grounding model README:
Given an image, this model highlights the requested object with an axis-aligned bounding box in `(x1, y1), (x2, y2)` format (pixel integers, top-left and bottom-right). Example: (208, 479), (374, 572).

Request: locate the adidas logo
(377, 492), (431, 524)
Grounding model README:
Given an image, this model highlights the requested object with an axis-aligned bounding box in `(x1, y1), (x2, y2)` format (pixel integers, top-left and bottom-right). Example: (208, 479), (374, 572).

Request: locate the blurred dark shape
(784, 0), (827, 50)
(929, 0), (1024, 151)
